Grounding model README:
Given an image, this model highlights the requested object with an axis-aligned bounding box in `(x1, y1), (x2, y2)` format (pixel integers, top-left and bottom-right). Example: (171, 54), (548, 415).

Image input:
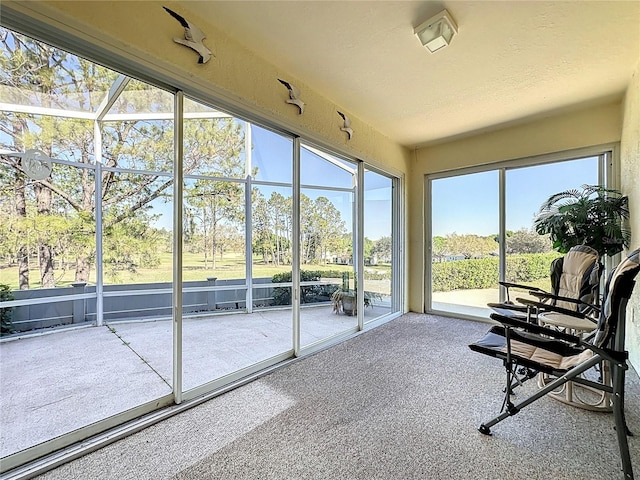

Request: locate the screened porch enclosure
(0, 27), (401, 470)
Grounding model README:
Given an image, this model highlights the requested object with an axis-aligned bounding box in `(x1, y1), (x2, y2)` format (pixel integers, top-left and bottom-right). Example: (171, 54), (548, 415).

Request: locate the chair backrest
(549, 245), (601, 311)
(593, 248), (640, 349)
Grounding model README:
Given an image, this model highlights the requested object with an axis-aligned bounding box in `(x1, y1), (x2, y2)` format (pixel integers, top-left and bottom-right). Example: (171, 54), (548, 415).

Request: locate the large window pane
(429, 155), (602, 317)
(430, 171), (499, 316)
(504, 157), (599, 302)
(363, 169), (394, 321)
(0, 28), (174, 459)
(181, 100), (248, 390)
(299, 145), (357, 347)
(181, 107), (294, 392)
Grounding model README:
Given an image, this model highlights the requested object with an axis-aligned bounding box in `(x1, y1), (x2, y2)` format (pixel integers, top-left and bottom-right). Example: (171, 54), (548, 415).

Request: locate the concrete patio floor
(0, 304), (391, 459)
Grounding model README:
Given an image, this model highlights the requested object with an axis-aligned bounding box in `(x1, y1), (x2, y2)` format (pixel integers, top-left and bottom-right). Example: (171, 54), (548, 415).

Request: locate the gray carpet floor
(34, 313), (639, 480)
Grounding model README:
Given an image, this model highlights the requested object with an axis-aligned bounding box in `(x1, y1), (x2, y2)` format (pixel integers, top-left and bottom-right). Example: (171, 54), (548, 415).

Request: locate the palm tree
(533, 184), (630, 257)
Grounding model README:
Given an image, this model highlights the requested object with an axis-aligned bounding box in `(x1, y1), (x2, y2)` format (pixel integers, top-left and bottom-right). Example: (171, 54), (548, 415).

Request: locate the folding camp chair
(469, 248), (640, 480)
(488, 244), (602, 328)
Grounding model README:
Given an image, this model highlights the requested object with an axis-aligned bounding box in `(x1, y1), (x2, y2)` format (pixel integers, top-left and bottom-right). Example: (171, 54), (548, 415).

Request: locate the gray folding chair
(470, 248), (640, 480)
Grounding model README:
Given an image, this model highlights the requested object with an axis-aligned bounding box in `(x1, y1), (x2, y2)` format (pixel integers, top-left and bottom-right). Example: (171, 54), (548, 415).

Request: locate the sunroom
(1, 1), (639, 478)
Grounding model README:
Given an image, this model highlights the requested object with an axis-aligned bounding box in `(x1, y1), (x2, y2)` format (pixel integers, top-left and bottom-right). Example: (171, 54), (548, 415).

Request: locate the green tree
(182, 117), (246, 270)
(445, 233), (497, 259)
(267, 192), (291, 265)
(0, 29), (106, 288)
(185, 180), (244, 270)
(505, 228), (551, 254)
(103, 216), (163, 282)
(300, 195), (315, 263)
(432, 235), (447, 262)
(371, 236), (392, 263)
(300, 195), (347, 264)
(252, 189), (272, 264)
(251, 189), (294, 265)
(363, 237), (374, 263)
(0, 28), (247, 288)
(314, 196), (346, 264)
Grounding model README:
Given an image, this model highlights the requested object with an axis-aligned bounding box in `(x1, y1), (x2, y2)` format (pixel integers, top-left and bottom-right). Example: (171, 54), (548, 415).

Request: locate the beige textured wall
(621, 62), (640, 371)
(408, 102), (623, 312)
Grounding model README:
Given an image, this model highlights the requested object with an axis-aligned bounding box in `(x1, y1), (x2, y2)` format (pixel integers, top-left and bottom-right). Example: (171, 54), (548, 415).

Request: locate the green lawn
(0, 251), (383, 289)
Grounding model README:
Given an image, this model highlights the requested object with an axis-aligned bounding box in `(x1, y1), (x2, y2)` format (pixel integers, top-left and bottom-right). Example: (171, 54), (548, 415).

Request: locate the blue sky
(155, 136), (596, 242)
(431, 156), (599, 237)
(149, 125), (393, 240)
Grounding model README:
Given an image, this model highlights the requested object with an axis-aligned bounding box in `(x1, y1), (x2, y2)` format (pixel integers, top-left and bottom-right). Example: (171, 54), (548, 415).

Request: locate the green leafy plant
(272, 270), (343, 305)
(0, 284), (15, 336)
(431, 253), (561, 292)
(331, 287), (382, 315)
(533, 184), (630, 257)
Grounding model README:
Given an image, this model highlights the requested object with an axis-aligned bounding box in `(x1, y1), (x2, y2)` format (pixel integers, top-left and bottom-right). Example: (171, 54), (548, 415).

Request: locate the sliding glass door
(504, 157), (599, 303)
(0, 23), (403, 473)
(363, 168), (395, 321)
(430, 171), (499, 316)
(298, 144), (358, 347)
(0, 33), (177, 462)
(428, 153), (605, 317)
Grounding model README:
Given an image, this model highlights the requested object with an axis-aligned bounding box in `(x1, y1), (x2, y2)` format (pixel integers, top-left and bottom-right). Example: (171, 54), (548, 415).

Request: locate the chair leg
(612, 361), (634, 480)
(480, 355), (635, 480)
(479, 355), (602, 434)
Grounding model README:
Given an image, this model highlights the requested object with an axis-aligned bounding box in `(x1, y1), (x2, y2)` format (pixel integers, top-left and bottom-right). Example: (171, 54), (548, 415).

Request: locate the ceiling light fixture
(414, 9), (457, 53)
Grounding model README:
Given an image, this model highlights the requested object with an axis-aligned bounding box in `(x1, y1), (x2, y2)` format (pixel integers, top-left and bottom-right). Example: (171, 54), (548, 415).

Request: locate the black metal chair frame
(471, 249), (640, 480)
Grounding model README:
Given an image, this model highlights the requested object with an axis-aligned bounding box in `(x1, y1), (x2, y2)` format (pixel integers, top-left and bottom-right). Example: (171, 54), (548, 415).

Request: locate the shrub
(0, 284), (14, 336)
(505, 252), (561, 283)
(432, 253), (560, 292)
(272, 270), (344, 305)
(433, 257), (499, 292)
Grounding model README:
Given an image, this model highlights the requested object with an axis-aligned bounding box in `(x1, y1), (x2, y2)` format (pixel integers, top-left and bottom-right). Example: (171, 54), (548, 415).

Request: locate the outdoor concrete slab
(0, 325), (171, 457)
(1, 305), (391, 459)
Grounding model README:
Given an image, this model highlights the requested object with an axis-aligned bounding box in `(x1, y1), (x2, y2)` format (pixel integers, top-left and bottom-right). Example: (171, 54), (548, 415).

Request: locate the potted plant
(331, 287), (381, 316)
(533, 184), (630, 257)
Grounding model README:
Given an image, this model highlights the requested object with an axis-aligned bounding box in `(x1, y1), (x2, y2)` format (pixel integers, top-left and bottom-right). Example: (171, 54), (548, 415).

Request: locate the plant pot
(341, 295), (356, 316)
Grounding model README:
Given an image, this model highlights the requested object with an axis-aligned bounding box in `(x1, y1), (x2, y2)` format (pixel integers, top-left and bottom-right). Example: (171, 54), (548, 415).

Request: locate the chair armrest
(583, 342), (629, 365)
(499, 282), (548, 304)
(487, 302), (529, 314)
(499, 282), (546, 293)
(529, 291), (599, 312)
(516, 297), (599, 319)
(489, 312), (581, 345)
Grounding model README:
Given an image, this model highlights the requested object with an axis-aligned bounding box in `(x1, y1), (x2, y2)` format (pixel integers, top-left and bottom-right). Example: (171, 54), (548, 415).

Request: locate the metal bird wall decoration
(278, 79), (305, 114)
(163, 6), (212, 64)
(337, 111), (353, 140)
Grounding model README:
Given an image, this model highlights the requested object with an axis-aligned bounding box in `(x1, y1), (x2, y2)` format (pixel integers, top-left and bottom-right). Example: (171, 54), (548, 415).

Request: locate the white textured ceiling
(184, 1), (640, 148)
